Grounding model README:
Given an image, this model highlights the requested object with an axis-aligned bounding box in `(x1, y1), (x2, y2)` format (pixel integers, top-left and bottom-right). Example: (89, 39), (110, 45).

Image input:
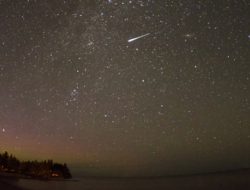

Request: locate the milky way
(0, 0), (250, 176)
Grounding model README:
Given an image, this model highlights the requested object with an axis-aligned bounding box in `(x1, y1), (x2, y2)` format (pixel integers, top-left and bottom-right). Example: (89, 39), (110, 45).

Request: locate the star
(0, 0), (249, 178)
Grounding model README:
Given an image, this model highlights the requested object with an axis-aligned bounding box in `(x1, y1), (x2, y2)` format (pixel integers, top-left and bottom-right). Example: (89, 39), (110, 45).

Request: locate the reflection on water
(17, 179), (81, 190)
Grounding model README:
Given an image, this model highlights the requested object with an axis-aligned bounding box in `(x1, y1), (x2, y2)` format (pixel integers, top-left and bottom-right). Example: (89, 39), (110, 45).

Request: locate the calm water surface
(12, 173), (250, 190)
(16, 178), (166, 190)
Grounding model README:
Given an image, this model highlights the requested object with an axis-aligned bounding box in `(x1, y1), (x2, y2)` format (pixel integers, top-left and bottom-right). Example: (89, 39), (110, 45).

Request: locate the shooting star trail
(128, 33), (150, 43)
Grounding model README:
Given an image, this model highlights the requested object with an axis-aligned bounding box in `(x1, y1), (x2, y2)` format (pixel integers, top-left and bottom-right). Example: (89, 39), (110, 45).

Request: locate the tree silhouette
(0, 151), (72, 179)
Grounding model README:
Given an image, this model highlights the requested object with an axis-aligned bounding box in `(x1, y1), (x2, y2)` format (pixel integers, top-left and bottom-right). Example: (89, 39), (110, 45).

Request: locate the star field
(0, 0), (250, 176)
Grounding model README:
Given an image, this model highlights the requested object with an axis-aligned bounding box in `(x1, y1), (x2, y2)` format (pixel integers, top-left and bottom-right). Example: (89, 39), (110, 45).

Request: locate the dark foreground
(2, 169), (250, 190)
(0, 180), (26, 190)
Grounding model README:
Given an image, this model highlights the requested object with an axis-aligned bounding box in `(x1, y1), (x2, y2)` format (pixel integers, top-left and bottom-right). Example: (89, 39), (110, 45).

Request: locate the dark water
(16, 178), (167, 190)
(13, 173), (250, 190)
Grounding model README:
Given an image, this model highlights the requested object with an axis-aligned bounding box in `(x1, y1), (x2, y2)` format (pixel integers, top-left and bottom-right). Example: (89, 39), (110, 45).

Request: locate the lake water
(8, 172), (250, 190)
(16, 178), (173, 190)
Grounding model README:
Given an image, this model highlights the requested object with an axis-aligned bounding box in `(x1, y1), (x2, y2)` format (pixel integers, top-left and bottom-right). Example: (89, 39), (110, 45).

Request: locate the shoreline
(0, 171), (72, 182)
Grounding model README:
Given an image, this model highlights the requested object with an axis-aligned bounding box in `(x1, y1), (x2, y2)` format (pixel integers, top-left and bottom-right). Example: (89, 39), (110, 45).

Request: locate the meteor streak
(128, 33), (150, 43)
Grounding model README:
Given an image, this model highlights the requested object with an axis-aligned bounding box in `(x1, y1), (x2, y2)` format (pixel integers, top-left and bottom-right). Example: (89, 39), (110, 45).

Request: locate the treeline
(0, 151), (72, 179)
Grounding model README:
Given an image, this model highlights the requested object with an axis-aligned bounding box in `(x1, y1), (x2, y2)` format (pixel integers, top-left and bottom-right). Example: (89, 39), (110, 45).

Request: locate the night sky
(0, 0), (250, 176)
